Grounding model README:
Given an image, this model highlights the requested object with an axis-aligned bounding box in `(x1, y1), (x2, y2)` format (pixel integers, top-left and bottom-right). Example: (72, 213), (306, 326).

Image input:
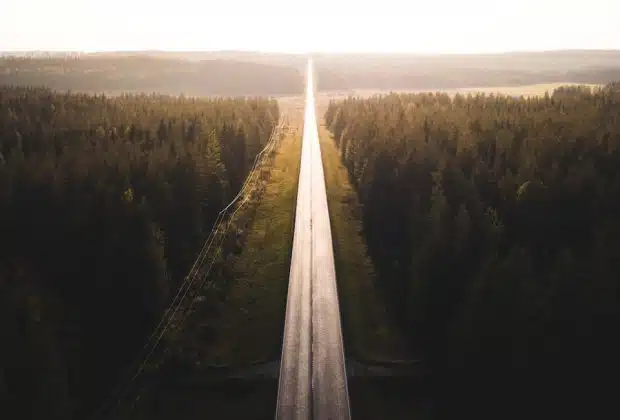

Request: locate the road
(275, 59), (351, 420)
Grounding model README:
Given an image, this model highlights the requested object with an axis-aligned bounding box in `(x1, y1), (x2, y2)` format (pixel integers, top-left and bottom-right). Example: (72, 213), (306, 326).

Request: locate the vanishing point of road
(275, 59), (351, 420)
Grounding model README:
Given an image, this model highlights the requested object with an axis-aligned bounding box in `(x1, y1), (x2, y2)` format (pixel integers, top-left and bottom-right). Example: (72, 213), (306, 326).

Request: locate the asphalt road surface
(275, 59), (351, 420)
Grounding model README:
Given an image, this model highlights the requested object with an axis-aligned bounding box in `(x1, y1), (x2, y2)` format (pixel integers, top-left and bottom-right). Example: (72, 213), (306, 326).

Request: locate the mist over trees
(325, 83), (620, 419)
(0, 56), (304, 96)
(313, 50), (620, 91)
(0, 86), (279, 419)
(4, 51), (620, 97)
(315, 64), (620, 91)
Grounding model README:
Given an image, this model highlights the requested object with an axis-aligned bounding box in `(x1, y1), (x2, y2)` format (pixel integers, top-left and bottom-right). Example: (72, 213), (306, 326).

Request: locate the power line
(91, 121), (283, 420)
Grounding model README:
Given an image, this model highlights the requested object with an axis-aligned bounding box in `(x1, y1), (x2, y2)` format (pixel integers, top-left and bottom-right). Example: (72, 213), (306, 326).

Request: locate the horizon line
(2, 48), (620, 57)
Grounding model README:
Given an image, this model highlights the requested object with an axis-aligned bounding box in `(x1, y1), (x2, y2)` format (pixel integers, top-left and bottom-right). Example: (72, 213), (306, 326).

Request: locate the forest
(314, 63), (620, 91)
(325, 83), (620, 419)
(313, 50), (620, 90)
(0, 56), (304, 96)
(0, 86), (279, 419)
(5, 51), (620, 97)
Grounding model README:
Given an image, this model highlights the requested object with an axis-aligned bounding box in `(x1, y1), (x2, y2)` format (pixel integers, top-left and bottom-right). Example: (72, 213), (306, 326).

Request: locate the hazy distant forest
(3, 50), (620, 94)
(325, 83), (620, 418)
(0, 56), (304, 96)
(0, 86), (278, 419)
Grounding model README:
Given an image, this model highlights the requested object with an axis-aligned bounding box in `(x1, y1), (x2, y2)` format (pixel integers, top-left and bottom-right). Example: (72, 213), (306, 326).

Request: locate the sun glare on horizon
(2, 0), (619, 54)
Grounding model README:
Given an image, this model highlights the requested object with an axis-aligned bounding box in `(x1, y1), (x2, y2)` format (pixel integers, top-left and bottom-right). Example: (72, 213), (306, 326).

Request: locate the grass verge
(318, 101), (429, 420)
(318, 123), (411, 362)
(200, 109), (303, 366)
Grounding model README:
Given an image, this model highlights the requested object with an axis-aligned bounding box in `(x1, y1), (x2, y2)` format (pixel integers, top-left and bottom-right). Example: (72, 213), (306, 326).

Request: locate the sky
(1, 0), (619, 54)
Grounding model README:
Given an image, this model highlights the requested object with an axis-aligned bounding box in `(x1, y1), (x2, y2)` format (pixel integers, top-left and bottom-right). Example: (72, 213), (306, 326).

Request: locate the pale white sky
(1, 0), (618, 53)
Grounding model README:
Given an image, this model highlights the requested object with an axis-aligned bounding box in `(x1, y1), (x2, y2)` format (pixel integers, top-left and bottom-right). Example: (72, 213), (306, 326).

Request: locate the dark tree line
(325, 84), (620, 419)
(0, 86), (279, 419)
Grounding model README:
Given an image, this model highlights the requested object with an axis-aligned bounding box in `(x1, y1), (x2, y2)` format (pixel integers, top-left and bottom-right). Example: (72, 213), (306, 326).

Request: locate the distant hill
(2, 50), (620, 94)
(0, 55), (305, 96)
(85, 50), (620, 89)
(88, 50), (308, 67)
(310, 50), (620, 91)
(312, 50), (620, 72)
